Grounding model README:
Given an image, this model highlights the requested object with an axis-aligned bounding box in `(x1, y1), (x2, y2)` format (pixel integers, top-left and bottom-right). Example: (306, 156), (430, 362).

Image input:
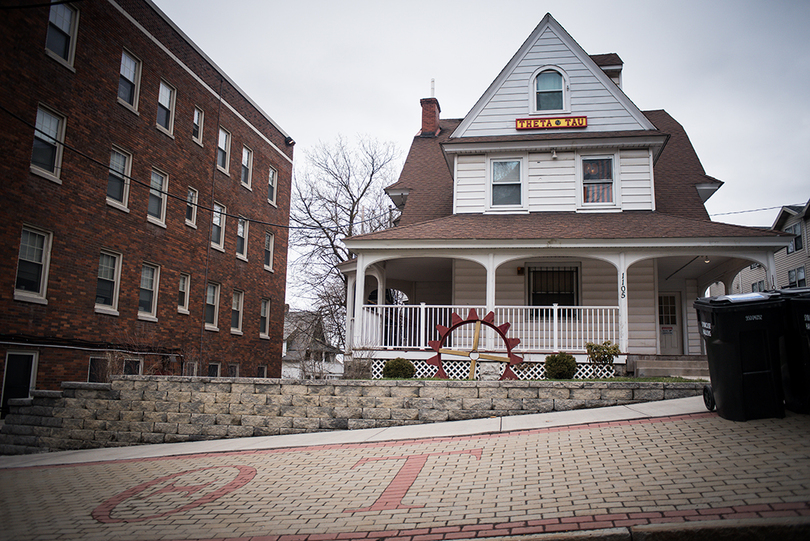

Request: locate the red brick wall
(0, 0), (292, 391)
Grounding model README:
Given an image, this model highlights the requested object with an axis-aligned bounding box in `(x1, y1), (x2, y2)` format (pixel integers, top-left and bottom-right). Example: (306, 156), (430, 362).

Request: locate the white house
(339, 14), (791, 379)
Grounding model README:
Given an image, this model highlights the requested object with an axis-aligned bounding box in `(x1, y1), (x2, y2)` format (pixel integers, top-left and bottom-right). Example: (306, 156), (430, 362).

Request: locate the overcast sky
(154, 0), (809, 228)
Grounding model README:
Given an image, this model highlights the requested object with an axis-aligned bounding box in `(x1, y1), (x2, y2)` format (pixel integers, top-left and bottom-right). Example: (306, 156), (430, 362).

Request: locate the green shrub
(544, 352), (577, 379)
(382, 358), (416, 379)
(585, 341), (621, 365)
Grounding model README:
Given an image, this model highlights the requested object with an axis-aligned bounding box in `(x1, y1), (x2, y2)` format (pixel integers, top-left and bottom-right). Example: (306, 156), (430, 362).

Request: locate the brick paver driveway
(1, 412), (809, 540)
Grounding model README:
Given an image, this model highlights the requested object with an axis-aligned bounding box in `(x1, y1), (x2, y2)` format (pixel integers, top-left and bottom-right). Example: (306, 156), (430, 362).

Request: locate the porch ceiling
(384, 257), (452, 282)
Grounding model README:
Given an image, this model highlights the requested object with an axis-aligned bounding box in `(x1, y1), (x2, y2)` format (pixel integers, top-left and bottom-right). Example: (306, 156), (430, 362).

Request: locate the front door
(1, 352), (37, 418)
(658, 293), (682, 355)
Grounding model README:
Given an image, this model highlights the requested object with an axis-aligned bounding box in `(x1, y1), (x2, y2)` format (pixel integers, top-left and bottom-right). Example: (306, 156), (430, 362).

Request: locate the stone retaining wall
(0, 376), (704, 455)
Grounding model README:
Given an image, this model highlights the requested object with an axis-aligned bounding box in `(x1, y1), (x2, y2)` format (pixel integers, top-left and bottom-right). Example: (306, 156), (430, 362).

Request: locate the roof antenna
(431, 78), (435, 98)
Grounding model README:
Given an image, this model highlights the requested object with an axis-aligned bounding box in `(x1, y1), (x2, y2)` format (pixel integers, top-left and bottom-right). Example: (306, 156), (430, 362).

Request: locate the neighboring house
(282, 308), (342, 380)
(0, 0), (293, 416)
(716, 199), (808, 294)
(338, 14), (790, 378)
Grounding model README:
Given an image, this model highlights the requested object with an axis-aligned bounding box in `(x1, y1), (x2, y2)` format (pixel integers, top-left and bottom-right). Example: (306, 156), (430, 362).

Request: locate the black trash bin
(694, 292), (786, 421)
(780, 288), (810, 413)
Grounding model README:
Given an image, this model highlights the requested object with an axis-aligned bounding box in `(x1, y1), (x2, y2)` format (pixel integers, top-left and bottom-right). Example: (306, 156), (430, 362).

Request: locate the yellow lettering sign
(515, 116), (587, 130)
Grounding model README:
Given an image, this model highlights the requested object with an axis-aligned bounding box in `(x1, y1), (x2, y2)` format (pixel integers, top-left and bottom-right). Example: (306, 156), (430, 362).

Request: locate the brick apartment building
(0, 0), (293, 415)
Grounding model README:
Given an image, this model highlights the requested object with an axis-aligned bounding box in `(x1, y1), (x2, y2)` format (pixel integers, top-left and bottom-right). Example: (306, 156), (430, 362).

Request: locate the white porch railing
(355, 304), (618, 353)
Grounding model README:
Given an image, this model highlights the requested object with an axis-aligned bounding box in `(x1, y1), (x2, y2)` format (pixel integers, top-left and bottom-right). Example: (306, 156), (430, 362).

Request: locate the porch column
(485, 253), (496, 312)
(345, 273), (356, 351)
(617, 253), (630, 353)
(352, 254), (367, 351)
(765, 251), (778, 289)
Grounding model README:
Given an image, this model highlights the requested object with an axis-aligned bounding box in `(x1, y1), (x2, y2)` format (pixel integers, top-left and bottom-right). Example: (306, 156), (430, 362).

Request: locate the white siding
(453, 259), (486, 305)
(461, 27), (646, 138)
(619, 149), (654, 211)
(527, 152), (578, 210)
(455, 155), (487, 214)
(580, 259), (618, 306)
(685, 279), (702, 355)
(627, 259), (656, 354)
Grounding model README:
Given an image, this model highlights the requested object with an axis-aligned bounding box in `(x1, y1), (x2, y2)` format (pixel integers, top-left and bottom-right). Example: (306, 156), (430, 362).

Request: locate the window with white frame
(147, 169), (168, 226)
(256, 365), (267, 378)
(211, 202), (226, 250)
(491, 158), (523, 207)
(138, 263), (160, 320)
(581, 156), (614, 205)
(106, 147), (131, 210)
(241, 146), (253, 188)
(267, 166), (277, 204)
(96, 251), (121, 315)
(231, 290), (244, 333)
(178, 273), (190, 314)
(789, 266), (806, 288)
(192, 107), (204, 144)
(237, 217), (248, 260)
(15, 226), (52, 304)
(205, 282), (220, 330)
(123, 358), (142, 375)
(45, 2), (78, 67)
(752, 280), (765, 293)
(227, 364), (239, 378)
(264, 231), (274, 271)
(185, 187), (198, 227)
(156, 80), (175, 134)
(534, 69), (565, 112)
(260, 298), (270, 338)
(217, 127), (230, 173)
(182, 361), (198, 376)
(786, 223), (804, 254)
(117, 50), (141, 110)
(31, 105), (65, 181)
(207, 362), (221, 377)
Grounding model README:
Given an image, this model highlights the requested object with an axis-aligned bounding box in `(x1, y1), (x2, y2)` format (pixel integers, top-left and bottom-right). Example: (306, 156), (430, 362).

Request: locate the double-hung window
(211, 202), (226, 250)
(156, 81), (175, 134)
(107, 147), (131, 210)
(117, 50), (141, 110)
(231, 290), (244, 334)
(15, 226), (52, 304)
(260, 299), (270, 339)
(491, 158), (522, 207)
(138, 263), (160, 321)
(264, 232), (274, 271)
(217, 127), (230, 173)
(185, 187), (198, 227)
(237, 217), (249, 260)
(268, 166), (277, 205)
(192, 107), (204, 144)
(147, 169), (168, 226)
(535, 70), (564, 111)
(205, 282), (220, 331)
(789, 267), (806, 288)
(96, 251), (121, 315)
(31, 106), (65, 181)
(45, 2), (78, 68)
(241, 146), (253, 188)
(786, 223), (804, 254)
(178, 273), (190, 314)
(581, 156), (615, 206)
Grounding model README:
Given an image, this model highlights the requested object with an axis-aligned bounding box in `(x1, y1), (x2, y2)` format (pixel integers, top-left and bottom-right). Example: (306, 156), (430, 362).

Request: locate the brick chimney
(420, 97), (441, 137)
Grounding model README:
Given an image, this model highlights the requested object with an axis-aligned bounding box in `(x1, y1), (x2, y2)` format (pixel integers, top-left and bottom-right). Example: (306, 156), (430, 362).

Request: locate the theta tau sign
(516, 116), (587, 130)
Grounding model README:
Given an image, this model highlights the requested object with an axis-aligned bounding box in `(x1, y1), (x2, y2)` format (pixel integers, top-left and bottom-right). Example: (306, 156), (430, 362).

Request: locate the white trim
(147, 168), (169, 227)
(44, 2), (79, 70)
(205, 281), (220, 331)
(486, 154), (528, 212)
(178, 272), (191, 314)
(236, 216), (249, 261)
(260, 298), (271, 339)
(576, 151), (621, 211)
(267, 166), (278, 206)
(185, 186), (198, 227)
(211, 201), (226, 251)
(14, 225), (53, 305)
(1, 350), (39, 411)
(241, 145), (253, 189)
(117, 48), (142, 113)
(106, 145), (132, 210)
(528, 65), (569, 114)
(192, 106), (204, 146)
(217, 127), (231, 174)
(230, 289), (244, 334)
(95, 250), (122, 316)
(156, 79), (176, 136)
(31, 104), (66, 183)
(137, 262), (160, 321)
(264, 231), (275, 272)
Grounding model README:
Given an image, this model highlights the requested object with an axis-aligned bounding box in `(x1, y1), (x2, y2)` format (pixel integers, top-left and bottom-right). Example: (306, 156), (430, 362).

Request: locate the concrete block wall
(0, 376), (704, 455)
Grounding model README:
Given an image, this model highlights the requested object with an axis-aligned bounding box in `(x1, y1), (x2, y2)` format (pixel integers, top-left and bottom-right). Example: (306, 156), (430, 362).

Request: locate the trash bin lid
(695, 292), (779, 306)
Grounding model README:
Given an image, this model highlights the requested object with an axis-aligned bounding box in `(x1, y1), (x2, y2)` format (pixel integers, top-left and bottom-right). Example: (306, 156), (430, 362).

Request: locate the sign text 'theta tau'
(515, 116), (587, 130)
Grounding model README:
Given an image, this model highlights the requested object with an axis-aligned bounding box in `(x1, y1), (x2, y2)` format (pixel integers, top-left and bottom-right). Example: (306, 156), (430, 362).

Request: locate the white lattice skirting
(372, 360), (615, 380)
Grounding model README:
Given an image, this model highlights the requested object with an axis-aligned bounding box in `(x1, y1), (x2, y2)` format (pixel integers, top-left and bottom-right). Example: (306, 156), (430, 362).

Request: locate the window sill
(147, 215), (167, 229)
(95, 306), (120, 317)
(193, 138), (204, 148)
(205, 324), (219, 332)
(185, 220), (198, 229)
(30, 166), (62, 185)
(44, 48), (76, 72)
(137, 313), (158, 323)
(267, 199), (278, 208)
(14, 291), (48, 305)
(231, 329), (243, 336)
(156, 125), (175, 138)
(211, 243), (225, 253)
(237, 254), (248, 263)
(117, 98), (140, 115)
(178, 307), (190, 315)
(259, 333), (270, 341)
(217, 166), (230, 176)
(576, 206), (621, 213)
(106, 199), (130, 213)
(264, 266), (274, 273)
(241, 183), (253, 192)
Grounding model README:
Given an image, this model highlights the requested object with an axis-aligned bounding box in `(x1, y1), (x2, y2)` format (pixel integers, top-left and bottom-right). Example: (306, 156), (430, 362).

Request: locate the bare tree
(289, 135), (401, 350)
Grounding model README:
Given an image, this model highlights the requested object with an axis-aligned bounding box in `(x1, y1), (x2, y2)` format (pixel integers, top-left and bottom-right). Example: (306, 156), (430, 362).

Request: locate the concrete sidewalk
(1, 396), (809, 540)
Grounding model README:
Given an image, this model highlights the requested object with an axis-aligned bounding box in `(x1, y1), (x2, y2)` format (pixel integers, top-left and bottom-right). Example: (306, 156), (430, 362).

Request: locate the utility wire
(710, 206), (784, 217)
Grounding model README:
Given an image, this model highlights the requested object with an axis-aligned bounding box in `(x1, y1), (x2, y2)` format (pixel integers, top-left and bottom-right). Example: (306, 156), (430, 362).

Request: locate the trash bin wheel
(703, 384), (716, 411)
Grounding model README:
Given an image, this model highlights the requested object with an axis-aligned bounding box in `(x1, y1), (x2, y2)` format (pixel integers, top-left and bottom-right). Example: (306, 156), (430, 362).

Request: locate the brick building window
(15, 226), (52, 304)
(182, 361), (198, 376)
(117, 49), (141, 110)
(31, 105), (65, 181)
(241, 146), (253, 188)
(107, 147), (131, 210)
(88, 357), (106, 383)
(156, 80), (176, 134)
(217, 127), (230, 173)
(260, 299), (270, 339)
(257, 365), (267, 378)
(45, 2), (78, 67)
(207, 362), (220, 377)
(227, 364), (239, 378)
(123, 359), (142, 375)
(205, 282), (220, 330)
(237, 217), (249, 260)
(211, 202), (226, 250)
(268, 166), (277, 205)
(231, 290), (243, 333)
(148, 169), (168, 227)
(264, 232), (274, 271)
(192, 107), (204, 144)
(95, 251), (122, 315)
(178, 273), (190, 314)
(185, 187), (198, 227)
(138, 263), (160, 320)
